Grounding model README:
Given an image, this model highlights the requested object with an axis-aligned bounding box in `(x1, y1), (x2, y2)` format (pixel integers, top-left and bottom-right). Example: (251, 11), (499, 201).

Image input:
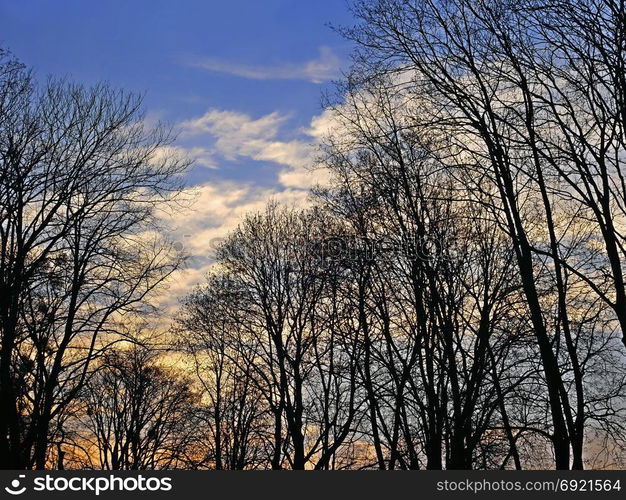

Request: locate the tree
(178, 205), (362, 469)
(340, 0), (626, 469)
(70, 345), (202, 470)
(176, 274), (273, 470)
(0, 50), (188, 468)
(316, 77), (531, 469)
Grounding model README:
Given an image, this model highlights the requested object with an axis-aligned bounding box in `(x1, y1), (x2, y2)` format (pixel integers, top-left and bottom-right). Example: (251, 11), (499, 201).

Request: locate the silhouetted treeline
(3, 0), (626, 471)
(173, 0), (626, 469)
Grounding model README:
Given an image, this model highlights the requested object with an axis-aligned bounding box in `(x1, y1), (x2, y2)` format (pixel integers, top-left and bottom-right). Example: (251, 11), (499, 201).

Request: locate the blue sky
(0, 0), (353, 185)
(0, 0), (355, 307)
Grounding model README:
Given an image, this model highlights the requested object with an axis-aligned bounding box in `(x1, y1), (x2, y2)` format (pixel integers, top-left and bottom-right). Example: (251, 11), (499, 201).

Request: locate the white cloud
(156, 182), (311, 316)
(168, 181), (311, 254)
(180, 109), (288, 157)
(152, 107), (347, 322)
(185, 46), (340, 83)
(179, 108), (330, 189)
(152, 145), (217, 169)
(307, 107), (343, 140)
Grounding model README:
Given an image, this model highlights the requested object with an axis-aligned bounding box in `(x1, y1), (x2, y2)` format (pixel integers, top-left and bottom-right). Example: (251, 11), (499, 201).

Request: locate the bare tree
(0, 50), (189, 469)
(68, 345), (202, 470)
(316, 76), (533, 469)
(178, 205), (361, 469)
(339, 0), (626, 469)
(176, 274), (273, 470)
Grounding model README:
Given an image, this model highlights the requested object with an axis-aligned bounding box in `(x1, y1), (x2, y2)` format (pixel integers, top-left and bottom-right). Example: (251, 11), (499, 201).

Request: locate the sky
(0, 0), (355, 310)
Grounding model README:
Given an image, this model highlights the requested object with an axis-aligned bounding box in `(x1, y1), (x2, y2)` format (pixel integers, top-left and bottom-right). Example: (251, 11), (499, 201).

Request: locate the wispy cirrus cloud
(184, 46), (340, 83)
